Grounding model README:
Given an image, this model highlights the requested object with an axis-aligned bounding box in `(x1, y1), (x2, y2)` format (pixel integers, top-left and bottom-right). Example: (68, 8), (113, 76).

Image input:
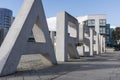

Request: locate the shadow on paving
(5, 62), (120, 77)
(1, 52), (120, 78)
(69, 52), (120, 62)
(68, 57), (120, 62)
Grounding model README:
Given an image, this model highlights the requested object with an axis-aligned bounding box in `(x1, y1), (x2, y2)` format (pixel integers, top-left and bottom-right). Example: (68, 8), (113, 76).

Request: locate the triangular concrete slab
(0, 0), (57, 76)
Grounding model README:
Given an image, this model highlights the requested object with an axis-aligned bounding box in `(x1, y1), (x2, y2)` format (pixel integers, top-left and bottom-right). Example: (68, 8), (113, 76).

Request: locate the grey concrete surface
(0, 51), (120, 80)
(56, 12), (80, 62)
(77, 21), (94, 57)
(0, 0), (57, 76)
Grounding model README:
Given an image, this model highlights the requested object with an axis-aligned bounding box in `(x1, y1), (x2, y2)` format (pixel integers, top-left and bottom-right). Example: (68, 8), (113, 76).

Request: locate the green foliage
(112, 27), (120, 40)
(112, 27), (120, 50)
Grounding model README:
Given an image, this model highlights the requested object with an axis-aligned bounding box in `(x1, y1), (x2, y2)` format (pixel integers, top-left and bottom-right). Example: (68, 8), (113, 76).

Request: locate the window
(99, 19), (106, 26)
(106, 36), (109, 42)
(88, 19), (95, 26)
(106, 29), (109, 34)
(99, 27), (106, 34)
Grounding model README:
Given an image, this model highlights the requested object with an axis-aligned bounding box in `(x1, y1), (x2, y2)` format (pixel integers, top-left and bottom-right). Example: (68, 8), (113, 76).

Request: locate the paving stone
(7, 77), (23, 80)
(40, 75), (59, 80)
(1, 52), (120, 80)
(24, 76), (40, 80)
(0, 77), (7, 80)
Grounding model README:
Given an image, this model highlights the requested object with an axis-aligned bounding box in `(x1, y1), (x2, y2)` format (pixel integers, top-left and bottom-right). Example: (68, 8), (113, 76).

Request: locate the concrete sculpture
(77, 21), (94, 56)
(56, 12), (80, 61)
(0, 0), (57, 76)
(89, 28), (94, 56)
(94, 33), (100, 54)
(103, 36), (106, 52)
(77, 23), (85, 56)
(96, 34), (106, 54)
(100, 35), (106, 53)
(99, 35), (103, 53)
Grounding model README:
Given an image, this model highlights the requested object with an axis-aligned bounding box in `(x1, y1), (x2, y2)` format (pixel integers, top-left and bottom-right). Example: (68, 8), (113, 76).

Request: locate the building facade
(0, 8), (13, 45)
(106, 24), (110, 46)
(77, 14), (106, 35)
(109, 28), (117, 47)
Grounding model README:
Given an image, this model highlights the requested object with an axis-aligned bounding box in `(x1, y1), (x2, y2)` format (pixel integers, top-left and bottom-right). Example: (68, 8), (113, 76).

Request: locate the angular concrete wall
(56, 12), (80, 62)
(100, 35), (106, 53)
(94, 33), (100, 54)
(77, 23), (85, 56)
(103, 36), (106, 52)
(77, 20), (94, 56)
(97, 34), (107, 54)
(89, 28), (94, 56)
(0, 0), (57, 76)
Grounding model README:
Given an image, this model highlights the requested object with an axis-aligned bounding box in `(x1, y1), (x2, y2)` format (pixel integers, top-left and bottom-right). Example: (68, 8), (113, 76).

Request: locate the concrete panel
(0, 0), (57, 76)
(83, 28), (94, 56)
(99, 35), (106, 54)
(102, 36), (106, 53)
(77, 22), (94, 56)
(77, 23), (84, 56)
(89, 28), (94, 56)
(56, 12), (80, 62)
(94, 33), (100, 55)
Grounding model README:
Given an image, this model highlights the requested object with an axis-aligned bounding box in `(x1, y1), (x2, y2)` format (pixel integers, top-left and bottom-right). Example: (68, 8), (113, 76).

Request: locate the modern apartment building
(109, 28), (117, 47)
(106, 24), (110, 46)
(0, 8), (13, 45)
(77, 14), (106, 34)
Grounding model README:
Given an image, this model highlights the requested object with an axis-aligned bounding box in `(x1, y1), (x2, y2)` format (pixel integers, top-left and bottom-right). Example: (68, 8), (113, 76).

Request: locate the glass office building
(0, 8), (13, 45)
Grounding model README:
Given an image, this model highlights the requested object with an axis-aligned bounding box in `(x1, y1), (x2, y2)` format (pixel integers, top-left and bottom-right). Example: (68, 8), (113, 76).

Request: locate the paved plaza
(0, 51), (120, 80)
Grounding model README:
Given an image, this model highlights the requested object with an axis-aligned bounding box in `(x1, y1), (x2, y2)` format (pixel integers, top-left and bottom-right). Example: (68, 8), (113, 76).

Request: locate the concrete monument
(0, 0), (57, 76)
(77, 20), (94, 56)
(56, 12), (80, 61)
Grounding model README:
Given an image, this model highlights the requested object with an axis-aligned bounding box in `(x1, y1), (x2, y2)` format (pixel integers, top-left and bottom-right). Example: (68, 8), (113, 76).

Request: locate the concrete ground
(1, 51), (120, 80)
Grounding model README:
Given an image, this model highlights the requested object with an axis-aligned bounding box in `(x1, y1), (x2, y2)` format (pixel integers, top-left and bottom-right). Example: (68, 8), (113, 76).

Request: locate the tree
(112, 27), (120, 49)
(113, 27), (120, 43)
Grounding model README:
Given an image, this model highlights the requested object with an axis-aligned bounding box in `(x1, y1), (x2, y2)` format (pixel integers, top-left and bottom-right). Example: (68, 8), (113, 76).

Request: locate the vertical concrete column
(100, 35), (103, 53)
(56, 12), (80, 62)
(79, 23), (84, 41)
(95, 33), (99, 54)
(103, 36), (106, 53)
(95, 19), (100, 55)
(56, 13), (67, 61)
(90, 28), (94, 56)
(83, 25), (90, 56)
(50, 31), (56, 44)
(77, 23), (84, 56)
(98, 34), (101, 54)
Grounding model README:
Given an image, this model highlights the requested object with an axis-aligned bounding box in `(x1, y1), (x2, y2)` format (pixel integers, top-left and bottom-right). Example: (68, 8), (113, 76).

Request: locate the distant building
(109, 28), (117, 47)
(105, 24), (117, 47)
(77, 14), (107, 35)
(0, 8), (13, 45)
(106, 24), (110, 46)
(77, 14), (107, 54)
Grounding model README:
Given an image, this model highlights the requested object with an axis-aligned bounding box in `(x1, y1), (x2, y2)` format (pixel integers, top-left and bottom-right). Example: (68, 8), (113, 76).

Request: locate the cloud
(47, 17), (56, 31)
(110, 26), (116, 28)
